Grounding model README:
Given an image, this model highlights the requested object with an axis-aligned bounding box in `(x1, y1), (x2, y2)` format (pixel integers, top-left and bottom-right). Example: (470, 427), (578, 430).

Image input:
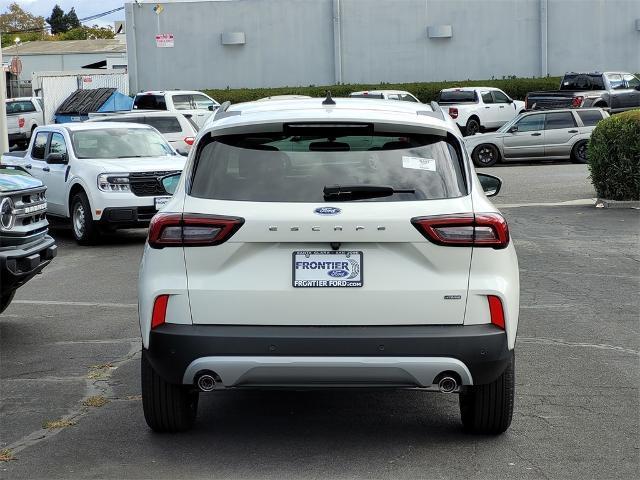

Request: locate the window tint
(350, 93), (384, 99)
(577, 110), (604, 126)
(545, 112), (576, 130)
(49, 133), (67, 156)
(32, 132), (49, 160)
(561, 74), (605, 90)
(133, 94), (167, 110)
(172, 95), (193, 110)
(386, 94), (401, 100)
(400, 94), (419, 102)
(437, 91), (477, 103)
(607, 74), (625, 90)
(190, 130), (467, 202)
(145, 116), (183, 133)
(6, 100), (36, 114)
(481, 92), (494, 104)
(492, 91), (510, 103)
(624, 74), (640, 88)
(515, 114), (544, 132)
(192, 94), (215, 109)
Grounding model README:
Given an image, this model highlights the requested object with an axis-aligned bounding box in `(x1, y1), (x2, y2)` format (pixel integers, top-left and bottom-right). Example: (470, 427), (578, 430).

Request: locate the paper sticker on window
(402, 156), (436, 172)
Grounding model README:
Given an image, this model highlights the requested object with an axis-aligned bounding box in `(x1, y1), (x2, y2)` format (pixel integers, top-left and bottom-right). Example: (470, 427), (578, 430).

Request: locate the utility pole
(0, 32), (9, 155)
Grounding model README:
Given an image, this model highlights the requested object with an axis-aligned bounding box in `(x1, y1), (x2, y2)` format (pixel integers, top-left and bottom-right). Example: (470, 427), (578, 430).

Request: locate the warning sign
(155, 33), (174, 48)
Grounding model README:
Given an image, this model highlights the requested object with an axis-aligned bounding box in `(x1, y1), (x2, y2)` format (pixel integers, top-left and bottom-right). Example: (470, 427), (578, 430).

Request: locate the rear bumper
(145, 324), (512, 387)
(0, 235), (57, 294)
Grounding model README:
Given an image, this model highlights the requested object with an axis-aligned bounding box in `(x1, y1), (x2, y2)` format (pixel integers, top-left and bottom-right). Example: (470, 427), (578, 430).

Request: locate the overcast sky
(0, 0), (126, 28)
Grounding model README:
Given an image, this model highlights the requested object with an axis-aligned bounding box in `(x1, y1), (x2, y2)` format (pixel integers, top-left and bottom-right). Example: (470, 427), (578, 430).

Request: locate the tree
(46, 4), (66, 35)
(64, 8), (81, 30)
(58, 25), (115, 41)
(0, 2), (46, 45)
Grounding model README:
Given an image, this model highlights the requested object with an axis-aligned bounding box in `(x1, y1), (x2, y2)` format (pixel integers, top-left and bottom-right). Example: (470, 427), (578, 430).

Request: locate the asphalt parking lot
(1, 163), (638, 479)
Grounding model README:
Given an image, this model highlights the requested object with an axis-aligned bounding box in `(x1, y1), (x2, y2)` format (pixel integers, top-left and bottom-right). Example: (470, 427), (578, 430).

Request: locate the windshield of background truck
(190, 130), (467, 202)
(71, 128), (174, 159)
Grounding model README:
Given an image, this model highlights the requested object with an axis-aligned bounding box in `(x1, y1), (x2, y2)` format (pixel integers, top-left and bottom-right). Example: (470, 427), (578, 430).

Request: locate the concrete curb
(595, 199), (640, 209)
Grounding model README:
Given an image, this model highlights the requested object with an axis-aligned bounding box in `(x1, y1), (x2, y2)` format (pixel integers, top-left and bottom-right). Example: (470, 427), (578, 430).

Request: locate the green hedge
(204, 76), (561, 104)
(588, 109), (640, 201)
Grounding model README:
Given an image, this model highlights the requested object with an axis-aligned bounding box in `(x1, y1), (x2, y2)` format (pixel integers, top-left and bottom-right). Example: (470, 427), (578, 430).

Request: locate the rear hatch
(181, 124), (473, 326)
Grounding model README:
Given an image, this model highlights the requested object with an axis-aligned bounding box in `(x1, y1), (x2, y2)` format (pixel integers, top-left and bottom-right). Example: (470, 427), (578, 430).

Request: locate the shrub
(203, 76), (561, 105)
(588, 109), (640, 201)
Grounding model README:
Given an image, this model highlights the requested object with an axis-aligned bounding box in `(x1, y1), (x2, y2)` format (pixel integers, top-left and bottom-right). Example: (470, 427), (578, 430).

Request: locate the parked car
(5, 97), (45, 148)
(138, 97), (519, 435)
(349, 90), (420, 102)
(436, 87), (526, 136)
(255, 95), (312, 101)
(0, 164), (57, 313)
(132, 90), (220, 128)
(1, 123), (186, 244)
(464, 108), (608, 167)
(86, 111), (199, 154)
(525, 72), (640, 113)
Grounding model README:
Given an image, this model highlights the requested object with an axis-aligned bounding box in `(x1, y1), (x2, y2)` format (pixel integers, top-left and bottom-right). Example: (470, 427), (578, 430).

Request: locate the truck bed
(2, 151), (28, 159)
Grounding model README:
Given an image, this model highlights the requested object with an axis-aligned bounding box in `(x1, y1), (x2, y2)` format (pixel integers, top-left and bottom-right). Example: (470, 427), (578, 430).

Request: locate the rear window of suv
(190, 126), (467, 202)
(133, 94), (167, 110)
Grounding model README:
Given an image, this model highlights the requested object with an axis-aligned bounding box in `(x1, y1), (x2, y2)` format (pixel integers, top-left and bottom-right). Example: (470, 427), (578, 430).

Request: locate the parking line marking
(12, 300), (137, 309)
(496, 198), (596, 208)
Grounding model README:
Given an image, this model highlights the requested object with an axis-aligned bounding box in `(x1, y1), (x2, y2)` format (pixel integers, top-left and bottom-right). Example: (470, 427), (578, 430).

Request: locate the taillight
(148, 213), (244, 248)
(151, 294), (169, 329)
(448, 107), (459, 119)
(184, 136), (195, 146)
(572, 96), (584, 108)
(18, 117), (25, 128)
(411, 213), (509, 249)
(487, 295), (505, 330)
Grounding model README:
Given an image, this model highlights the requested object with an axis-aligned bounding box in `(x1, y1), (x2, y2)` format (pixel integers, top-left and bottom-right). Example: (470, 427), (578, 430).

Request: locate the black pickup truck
(525, 72), (640, 113)
(0, 164), (57, 313)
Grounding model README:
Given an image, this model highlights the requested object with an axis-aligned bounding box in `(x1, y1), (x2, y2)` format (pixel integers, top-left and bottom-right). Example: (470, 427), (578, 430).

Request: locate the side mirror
(477, 173), (502, 197)
(45, 152), (67, 164)
(508, 125), (518, 133)
(507, 98), (513, 104)
(176, 148), (189, 157)
(208, 105), (215, 111)
(635, 85), (640, 91)
(160, 173), (181, 195)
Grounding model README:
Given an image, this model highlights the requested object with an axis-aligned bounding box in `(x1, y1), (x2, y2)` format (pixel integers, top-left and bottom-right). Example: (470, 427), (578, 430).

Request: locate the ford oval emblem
(314, 207), (341, 216)
(328, 269), (349, 278)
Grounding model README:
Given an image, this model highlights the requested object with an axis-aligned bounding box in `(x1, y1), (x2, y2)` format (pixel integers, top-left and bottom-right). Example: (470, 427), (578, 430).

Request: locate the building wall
(126, 0), (640, 92)
(10, 53), (126, 81)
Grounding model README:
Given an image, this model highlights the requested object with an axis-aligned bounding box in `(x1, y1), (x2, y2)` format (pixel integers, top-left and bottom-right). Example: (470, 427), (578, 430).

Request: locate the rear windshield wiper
(323, 184), (416, 201)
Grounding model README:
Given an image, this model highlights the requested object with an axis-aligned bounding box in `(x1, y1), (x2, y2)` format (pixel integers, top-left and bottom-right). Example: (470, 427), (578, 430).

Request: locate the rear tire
(571, 140), (588, 164)
(472, 144), (500, 167)
(465, 118), (481, 136)
(71, 192), (98, 245)
(141, 351), (199, 433)
(459, 353), (515, 435)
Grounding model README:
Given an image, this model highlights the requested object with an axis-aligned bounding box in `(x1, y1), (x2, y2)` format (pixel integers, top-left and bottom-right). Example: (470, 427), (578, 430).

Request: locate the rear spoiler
(416, 102), (446, 121)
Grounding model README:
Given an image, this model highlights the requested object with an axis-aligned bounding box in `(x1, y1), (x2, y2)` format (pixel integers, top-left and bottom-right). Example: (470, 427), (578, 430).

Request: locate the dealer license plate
(154, 196), (171, 210)
(293, 251), (363, 288)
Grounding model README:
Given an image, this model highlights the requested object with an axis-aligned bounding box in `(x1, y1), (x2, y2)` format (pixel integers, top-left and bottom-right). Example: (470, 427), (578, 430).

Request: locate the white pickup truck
(5, 97), (45, 148)
(436, 88), (525, 136)
(133, 90), (220, 128)
(1, 123), (186, 244)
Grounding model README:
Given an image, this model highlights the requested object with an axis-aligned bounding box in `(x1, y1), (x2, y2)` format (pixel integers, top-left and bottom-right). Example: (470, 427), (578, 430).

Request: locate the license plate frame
(292, 250), (363, 288)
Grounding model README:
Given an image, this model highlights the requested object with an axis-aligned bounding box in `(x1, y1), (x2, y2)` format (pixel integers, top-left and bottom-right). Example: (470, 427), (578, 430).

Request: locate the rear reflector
(151, 295), (169, 329)
(148, 213), (244, 248)
(448, 107), (459, 119)
(487, 295), (505, 329)
(411, 213), (509, 248)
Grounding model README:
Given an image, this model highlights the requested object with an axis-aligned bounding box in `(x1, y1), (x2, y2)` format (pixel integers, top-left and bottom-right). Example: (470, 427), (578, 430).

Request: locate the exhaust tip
(438, 376), (458, 393)
(196, 373), (216, 392)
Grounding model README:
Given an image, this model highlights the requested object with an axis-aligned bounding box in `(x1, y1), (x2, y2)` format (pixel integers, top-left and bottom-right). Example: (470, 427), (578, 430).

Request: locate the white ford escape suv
(138, 97), (519, 435)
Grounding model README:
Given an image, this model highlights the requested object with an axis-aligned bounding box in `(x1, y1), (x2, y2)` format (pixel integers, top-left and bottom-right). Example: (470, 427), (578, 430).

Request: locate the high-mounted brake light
(448, 107), (459, 119)
(151, 294), (169, 329)
(184, 136), (195, 146)
(411, 213), (509, 249)
(488, 295), (505, 330)
(148, 213), (244, 248)
(572, 96), (584, 108)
